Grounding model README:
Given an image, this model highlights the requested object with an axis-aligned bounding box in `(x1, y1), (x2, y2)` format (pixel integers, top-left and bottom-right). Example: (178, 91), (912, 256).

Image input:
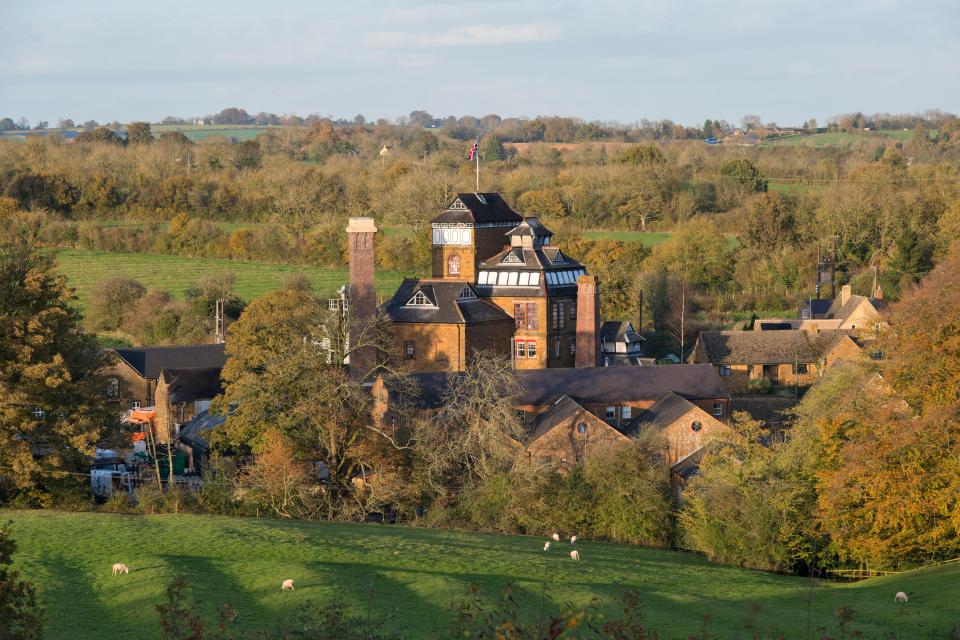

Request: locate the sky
(2, 0), (958, 127)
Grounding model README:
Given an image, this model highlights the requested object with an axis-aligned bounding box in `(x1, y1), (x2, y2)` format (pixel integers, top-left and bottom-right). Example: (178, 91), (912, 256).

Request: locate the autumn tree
(126, 122), (153, 145)
(719, 157), (767, 193)
(88, 276), (146, 331)
(0, 243), (113, 492)
(0, 523), (43, 640)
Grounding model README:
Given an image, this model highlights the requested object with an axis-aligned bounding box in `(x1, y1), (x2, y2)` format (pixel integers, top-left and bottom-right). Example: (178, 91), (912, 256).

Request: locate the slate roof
(478, 246), (582, 271)
(695, 330), (854, 365)
(506, 217), (553, 238)
(111, 344), (227, 379)
(178, 409), (227, 453)
(671, 447), (706, 479)
(600, 321), (644, 345)
(160, 367), (223, 404)
(529, 395), (598, 442)
(804, 296), (887, 321)
(632, 391), (699, 430)
(409, 364), (728, 409)
(431, 193), (523, 225)
(382, 279), (512, 325)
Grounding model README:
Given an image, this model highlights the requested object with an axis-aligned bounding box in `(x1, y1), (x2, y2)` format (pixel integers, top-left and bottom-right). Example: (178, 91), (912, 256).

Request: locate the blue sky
(2, 0), (957, 126)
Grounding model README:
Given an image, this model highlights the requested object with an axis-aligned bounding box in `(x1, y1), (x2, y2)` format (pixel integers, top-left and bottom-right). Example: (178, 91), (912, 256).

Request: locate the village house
(753, 284), (888, 335)
(688, 329), (863, 394)
(104, 344), (226, 409)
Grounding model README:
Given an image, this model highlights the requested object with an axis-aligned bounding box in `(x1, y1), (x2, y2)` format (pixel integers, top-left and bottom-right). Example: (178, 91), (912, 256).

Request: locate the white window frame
(497, 272), (509, 286)
(529, 272), (541, 286)
(605, 406), (616, 419)
(622, 406), (632, 420)
(507, 272), (518, 286)
(719, 365), (731, 377)
(516, 341), (526, 358)
(713, 402), (723, 418)
(518, 272), (530, 286)
(527, 340), (537, 358)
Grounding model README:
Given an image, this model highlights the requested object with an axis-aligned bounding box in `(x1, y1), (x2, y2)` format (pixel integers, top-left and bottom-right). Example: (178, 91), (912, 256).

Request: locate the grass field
(150, 124), (279, 142)
(4, 511), (958, 639)
(762, 130), (913, 148)
(53, 249), (411, 310)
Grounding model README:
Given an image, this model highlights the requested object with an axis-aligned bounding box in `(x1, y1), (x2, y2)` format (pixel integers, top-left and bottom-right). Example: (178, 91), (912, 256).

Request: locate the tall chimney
(575, 275), (600, 368)
(346, 217), (378, 379)
(840, 284), (852, 307)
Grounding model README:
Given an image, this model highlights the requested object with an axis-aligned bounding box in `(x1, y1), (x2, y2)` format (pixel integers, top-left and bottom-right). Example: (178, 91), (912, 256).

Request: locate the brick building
(369, 193), (601, 373)
(104, 344), (226, 409)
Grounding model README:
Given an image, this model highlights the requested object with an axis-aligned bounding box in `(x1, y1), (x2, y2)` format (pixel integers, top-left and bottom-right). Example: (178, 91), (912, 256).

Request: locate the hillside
(5, 511), (956, 639)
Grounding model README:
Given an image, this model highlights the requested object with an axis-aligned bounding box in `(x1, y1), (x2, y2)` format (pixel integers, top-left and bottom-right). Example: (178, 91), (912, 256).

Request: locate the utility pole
(815, 244), (821, 298)
(638, 289), (644, 334)
(872, 265), (878, 298)
(214, 298), (225, 344)
(830, 235), (838, 299)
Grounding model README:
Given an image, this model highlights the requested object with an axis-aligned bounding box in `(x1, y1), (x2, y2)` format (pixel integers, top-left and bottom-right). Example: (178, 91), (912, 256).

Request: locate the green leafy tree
(0, 523), (43, 640)
(719, 157), (767, 193)
(618, 145), (666, 166)
(480, 135), (506, 161)
(889, 227), (932, 283)
(0, 243), (112, 490)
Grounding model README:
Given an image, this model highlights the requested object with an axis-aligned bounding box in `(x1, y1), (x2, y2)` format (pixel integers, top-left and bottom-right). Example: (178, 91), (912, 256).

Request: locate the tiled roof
(479, 246), (582, 271)
(111, 344), (226, 379)
(409, 364), (728, 409)
(382, 279), (512, 325)
(506, 217), (553, 238)
(695, 330), (853, 365)
(178, 409), (228, 452)
(528, 395), (603, 443)
(160, 367), (223, 404)
(600, 321), (643, 344)
(431, 193), (523, 225)
(632, 391), (697, 430)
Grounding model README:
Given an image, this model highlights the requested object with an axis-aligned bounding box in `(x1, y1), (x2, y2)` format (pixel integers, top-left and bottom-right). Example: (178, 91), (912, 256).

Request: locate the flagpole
(475, 138), (480, 192)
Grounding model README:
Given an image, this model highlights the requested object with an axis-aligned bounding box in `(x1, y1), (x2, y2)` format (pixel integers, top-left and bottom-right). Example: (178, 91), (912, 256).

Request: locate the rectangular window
(497, 272), (509, 286)
(605, 406), (616, 419)
(477, 271), (488, 285)
(527, 341), (537, 358)
(404, 341), (415, 359)
(516, 341), (526, 358)
(713, 402), (724, 418)
(518, 272), (530, 286)
(570, 340), (576, 356)
(526, 303), (538, 330)
(461, 229), (471, 245)
(514, 303), (525, 329)
(719, 365), (731, 377)
(529, 272), (541, 286)
(801, 307), (810, 319)
(794, 363), (809, 374)
(507, 272), (519, 286)
(570, 303), (576, 319)
(554, 336), (561, 357)
(433, 229), (441, 245)
(552, 302), (565, 330)
(622, 406), (632, 420)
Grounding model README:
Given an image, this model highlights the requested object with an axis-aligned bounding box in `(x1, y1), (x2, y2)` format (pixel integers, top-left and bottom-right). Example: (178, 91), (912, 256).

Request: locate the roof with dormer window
(383, 278), (512, 325)
(431, 193), (524, 225)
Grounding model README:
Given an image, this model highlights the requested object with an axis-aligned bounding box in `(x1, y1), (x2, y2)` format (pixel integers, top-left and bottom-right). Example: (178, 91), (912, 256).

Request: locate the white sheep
(570, 550), (580, 561)
(111, 563), (129, 576)
(551, 533), (560, 542)
(570, 535), (578, 544)
(543, 541), (551, 551)
(895, 591), (908, 603)
(282, 579), (295, 591)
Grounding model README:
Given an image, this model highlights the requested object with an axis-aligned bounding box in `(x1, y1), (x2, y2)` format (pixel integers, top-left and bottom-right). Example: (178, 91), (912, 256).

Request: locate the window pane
(516, 341), (526, 358)
(530, 272), (541, 285)
(433, 229), (441, 244)
(518, 272), (530, 286)
(527, 341), (536, 358)
(462, 229), (471, 245)
(498, 272), (509, 285)
(527, 303), (537, 329)
(442, 229), (450, 243)
(508, 272), (519, 286)
(478, 271), (488, 285)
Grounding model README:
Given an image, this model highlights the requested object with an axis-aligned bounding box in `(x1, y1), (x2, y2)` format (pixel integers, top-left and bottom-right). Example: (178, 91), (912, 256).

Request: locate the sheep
(895, 591), (908, 603)
(570, 535), (578, 544)
(570, 550), (580, 561)
(111, 563), (129, 576)
(543, 541), (551, 551)
(551, 533), (560, 542)
(281, 579), (295, 591)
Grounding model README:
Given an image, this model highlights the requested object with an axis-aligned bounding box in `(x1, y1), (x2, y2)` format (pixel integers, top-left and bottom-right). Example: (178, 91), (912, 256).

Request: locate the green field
(150, 124), (280, 142)
(581, 230), (672, 246)
(762, 130), (913, 148)
(53, 249), (411, 310)
(4, 511), (957, 639)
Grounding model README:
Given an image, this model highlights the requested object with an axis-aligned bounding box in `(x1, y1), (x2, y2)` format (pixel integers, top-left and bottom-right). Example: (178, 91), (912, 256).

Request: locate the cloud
(363, 22), (560, 48)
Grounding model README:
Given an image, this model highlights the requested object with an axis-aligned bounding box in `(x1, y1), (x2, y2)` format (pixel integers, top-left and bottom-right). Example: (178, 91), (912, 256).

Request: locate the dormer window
(449, 198), (467, 210)
(406, 291), (435, 307)
(457, 285), (477, 300)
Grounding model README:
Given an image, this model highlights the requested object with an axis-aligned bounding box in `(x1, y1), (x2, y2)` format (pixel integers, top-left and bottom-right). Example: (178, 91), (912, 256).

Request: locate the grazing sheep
(552, 533), (560, 542)
(543, 541), (551, 551)
(570, 535), (578, 544)
(281, 579), (295, 591)
(111, 563), (129, 576)
(895, 591), (908, 603)
(570, 550), (580, 561)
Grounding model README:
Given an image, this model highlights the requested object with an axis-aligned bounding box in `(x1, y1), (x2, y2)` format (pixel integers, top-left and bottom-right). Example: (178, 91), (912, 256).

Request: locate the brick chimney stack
(346, 217), (378, 379)
(575, 275), (600, 368)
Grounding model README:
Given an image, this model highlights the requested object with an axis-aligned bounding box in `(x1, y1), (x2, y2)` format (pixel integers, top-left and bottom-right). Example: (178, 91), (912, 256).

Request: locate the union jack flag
(467, 137), (479, 160)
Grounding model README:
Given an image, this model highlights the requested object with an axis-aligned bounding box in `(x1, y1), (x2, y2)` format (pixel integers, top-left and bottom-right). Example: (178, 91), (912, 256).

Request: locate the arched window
(106, 377), (119, 398)
(447, 254), (460, 275)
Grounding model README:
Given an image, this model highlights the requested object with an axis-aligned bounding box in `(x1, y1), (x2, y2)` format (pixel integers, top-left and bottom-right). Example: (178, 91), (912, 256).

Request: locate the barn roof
(111, 344), (227, 380)
(695, 330), (853, 365)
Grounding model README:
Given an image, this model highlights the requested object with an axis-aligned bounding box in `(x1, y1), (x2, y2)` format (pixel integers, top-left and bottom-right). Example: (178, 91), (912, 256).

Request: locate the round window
(576, 422), (587, 434)
(691, 421), (702, 432)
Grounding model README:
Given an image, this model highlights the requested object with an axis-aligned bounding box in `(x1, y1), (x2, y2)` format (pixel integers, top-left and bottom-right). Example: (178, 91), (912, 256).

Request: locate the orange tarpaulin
(126, 408), (155, 425)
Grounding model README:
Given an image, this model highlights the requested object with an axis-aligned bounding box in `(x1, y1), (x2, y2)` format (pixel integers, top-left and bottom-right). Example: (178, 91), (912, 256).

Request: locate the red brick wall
(347, 219), (377, 379)
(575, 275), (599, 368)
